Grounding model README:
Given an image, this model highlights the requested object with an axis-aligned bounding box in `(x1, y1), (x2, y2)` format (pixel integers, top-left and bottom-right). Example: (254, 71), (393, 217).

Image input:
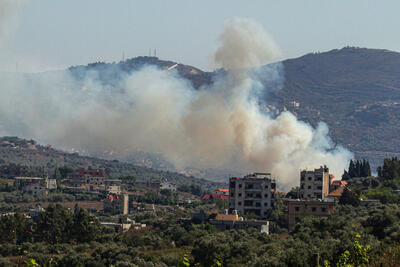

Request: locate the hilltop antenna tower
(154, 48), (156, 57)
(122, 51), (125, 62)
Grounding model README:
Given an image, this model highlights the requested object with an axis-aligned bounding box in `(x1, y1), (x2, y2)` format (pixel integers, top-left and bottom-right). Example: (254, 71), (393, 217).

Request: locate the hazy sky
(1, 0), (399, 72)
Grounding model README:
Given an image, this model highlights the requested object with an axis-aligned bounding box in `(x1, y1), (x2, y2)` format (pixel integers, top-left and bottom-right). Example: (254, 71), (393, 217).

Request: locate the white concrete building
(160, 181), (176, 191)
(107, 185), (122, 195)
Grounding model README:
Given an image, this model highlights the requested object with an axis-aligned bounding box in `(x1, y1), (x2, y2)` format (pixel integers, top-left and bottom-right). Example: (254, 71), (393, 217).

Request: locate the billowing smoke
(0, 18), (352, 190)
(0, 0), (30, 44)
(215, 18), (281, 70)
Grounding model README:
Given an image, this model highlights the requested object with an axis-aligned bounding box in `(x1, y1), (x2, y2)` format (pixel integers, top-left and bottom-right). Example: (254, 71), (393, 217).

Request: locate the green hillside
(0, 136), (221, 189)
(271, 47), (400, 169)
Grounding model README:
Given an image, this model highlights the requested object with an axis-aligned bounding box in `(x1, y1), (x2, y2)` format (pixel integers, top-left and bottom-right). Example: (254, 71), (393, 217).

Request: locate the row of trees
(342, 159), (371, 180)
(377, 157), (400, 180)
(0, 204), (102, 245)
(1, 201), (400, 266)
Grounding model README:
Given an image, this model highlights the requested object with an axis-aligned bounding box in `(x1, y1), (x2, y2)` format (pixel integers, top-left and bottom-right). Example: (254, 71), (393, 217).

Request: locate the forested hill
(272, 47), (400, 168)
(0, 136), (221, 189)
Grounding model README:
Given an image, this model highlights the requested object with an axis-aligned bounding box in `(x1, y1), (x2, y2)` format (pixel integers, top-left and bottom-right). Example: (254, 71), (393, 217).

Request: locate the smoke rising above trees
(0, 18), (352, 189)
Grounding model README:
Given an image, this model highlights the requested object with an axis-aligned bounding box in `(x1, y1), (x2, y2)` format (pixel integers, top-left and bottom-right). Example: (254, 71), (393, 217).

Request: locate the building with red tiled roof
(201, 193), (228, 204)
(330, 180), (348, 192)
(328, 186), (346, 198)
(215, 189), (229, 196)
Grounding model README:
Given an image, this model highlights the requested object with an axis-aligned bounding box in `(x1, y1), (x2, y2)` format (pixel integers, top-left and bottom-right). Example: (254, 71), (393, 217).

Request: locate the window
(256, 193), (261, 198)
(244, 200), (253, 206)
(301, 177), (305, 181)
(230, 193), (234, 197)
(264, 193), (268, 198)
(301, 185), (304, 189)
(321, 207), (326, 212)
(238, 202), (242, 206)
(308, 186), (312, 189)
(238, 193), (242, 197)
(312, 207), (316, 212)
(317, 186), (322, 190)
(264, 202), (269, 207)
(255, 202), (261, 207)
(295, 207), (300, 212)
(308, 177), (312, 181)
(265, 185), (269, 189)
(239, 184), (242, 188)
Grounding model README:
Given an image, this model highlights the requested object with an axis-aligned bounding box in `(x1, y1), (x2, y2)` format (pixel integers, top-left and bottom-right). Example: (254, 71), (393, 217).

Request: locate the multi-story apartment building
(299, 166), (331, 199)
(229, 173), (276, 219)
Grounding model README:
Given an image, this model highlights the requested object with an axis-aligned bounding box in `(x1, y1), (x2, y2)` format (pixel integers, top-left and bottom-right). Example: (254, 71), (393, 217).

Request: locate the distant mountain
(271, 47), (400, 169)
(67, 47), (400, 173)
(68, 56), (212, 89)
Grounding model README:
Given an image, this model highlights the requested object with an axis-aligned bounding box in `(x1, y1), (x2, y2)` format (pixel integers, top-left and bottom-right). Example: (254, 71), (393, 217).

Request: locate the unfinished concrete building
(285, 199), (335, 230)
(299, 166), (331, 199)
(229, 173), (276, 219)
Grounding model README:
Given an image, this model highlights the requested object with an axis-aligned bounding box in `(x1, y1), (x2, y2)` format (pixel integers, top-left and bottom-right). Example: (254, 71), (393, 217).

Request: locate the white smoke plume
(0, 18), (352, 190)
(215, 18), (281, 70)
(0, 0), (30, 44)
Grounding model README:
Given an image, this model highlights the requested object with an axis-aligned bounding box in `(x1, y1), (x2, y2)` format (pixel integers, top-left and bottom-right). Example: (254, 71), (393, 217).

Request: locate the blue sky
(1, 0), (399, 72)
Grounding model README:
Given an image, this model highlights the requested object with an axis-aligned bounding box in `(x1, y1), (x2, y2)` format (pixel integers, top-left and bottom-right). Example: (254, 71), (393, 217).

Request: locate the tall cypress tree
(349, 160), (356, 178)
(355, 160), (361, 178)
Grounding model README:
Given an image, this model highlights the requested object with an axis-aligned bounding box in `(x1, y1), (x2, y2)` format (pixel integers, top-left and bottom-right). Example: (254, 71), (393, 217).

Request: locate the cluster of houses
(6, 167), (179, 218)
(206, 166), (351, 232)
(4, 163), (356, 233)
(13, 177), (57, 196)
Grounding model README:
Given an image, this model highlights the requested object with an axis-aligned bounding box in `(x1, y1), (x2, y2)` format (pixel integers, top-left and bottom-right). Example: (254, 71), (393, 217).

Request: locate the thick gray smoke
(0, 0), (30, 44)
(0, 18), (352, 190)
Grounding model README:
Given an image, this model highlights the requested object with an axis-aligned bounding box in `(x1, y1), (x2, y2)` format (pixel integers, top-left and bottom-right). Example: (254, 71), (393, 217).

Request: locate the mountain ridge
(9, 46), (400, 176)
